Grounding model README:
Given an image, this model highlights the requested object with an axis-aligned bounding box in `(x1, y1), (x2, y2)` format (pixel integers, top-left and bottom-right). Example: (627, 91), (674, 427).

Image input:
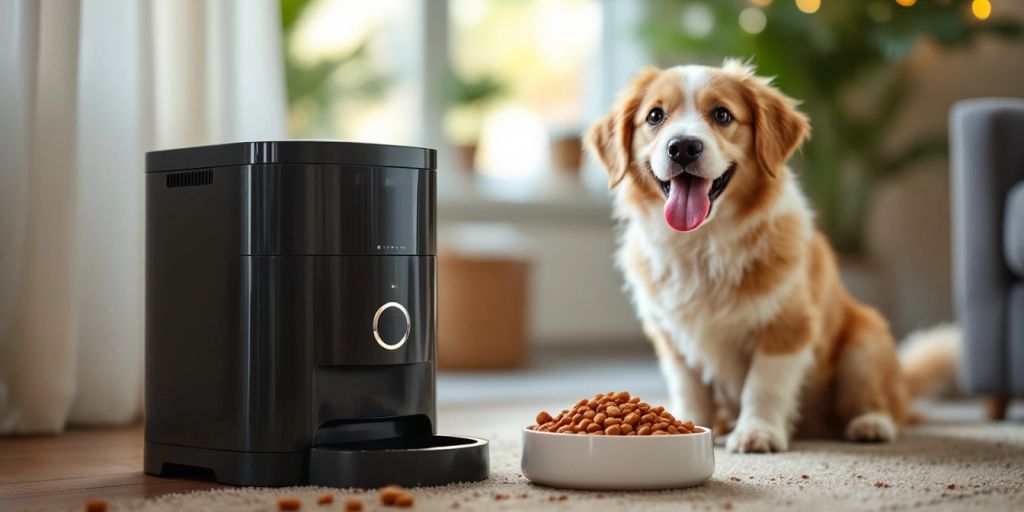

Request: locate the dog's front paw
(726, 419), (788, 453)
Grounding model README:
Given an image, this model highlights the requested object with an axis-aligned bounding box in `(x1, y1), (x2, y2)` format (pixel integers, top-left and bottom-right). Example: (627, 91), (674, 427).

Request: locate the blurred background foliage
(643, 0), (1021, 253)
(444, 68), (505, 146)
(280, 0), (598, 175)
(280, 0), (391, 138)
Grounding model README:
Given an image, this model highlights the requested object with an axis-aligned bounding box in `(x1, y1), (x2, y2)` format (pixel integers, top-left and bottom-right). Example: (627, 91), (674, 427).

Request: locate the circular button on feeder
(373, 302), (410, 350)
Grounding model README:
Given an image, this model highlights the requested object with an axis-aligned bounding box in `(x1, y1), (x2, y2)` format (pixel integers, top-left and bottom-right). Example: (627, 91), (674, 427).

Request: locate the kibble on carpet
(47, 414), (1024, 512)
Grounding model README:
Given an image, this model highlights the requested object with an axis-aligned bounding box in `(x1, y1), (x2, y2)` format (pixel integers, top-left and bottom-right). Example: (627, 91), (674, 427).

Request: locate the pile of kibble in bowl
(527, 391), (697, 436)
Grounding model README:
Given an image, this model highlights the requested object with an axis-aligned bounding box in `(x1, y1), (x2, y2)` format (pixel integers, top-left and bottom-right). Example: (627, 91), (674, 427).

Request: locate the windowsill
(437, 170), (614, 224)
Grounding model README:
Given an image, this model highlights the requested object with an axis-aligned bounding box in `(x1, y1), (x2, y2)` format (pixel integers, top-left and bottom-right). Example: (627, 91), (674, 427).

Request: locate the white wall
(439, 188), (644, 346)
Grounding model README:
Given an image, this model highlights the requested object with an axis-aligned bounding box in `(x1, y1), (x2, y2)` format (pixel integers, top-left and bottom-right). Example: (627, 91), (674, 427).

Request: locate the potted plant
(445, 69), (505, 172)
(549, 127), (585, 176)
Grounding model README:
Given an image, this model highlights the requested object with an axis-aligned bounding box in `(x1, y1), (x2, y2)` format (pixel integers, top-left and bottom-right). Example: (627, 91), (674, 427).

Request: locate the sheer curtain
(0, 0), (286, 434)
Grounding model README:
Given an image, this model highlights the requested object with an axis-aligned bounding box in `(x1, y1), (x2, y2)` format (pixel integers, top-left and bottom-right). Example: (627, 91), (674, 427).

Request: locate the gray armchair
(951, 98), (1024, 419)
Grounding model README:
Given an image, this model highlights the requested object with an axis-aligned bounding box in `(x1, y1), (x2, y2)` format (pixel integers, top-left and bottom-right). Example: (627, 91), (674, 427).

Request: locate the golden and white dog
(585, 61), (945, 453)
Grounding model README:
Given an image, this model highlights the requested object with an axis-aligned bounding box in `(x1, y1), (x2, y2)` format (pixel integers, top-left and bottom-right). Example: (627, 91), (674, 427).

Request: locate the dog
(585, 60), (952, 453)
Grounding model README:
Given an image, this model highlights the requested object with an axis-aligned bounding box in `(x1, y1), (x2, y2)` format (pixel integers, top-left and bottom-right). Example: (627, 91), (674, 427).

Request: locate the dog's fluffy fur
(586, 61), (951, 453)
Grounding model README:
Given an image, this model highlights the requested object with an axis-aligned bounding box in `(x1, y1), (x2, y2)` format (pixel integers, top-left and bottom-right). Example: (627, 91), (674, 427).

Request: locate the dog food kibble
(345, 498), (364, 511)
(84, 499), (108, 512)
(394, 493), (415, 507)
(379, 485), (416, 508)
(528, 391), (697, 435)
(379, 485), (404, 505)
(277, 497), (302, 510)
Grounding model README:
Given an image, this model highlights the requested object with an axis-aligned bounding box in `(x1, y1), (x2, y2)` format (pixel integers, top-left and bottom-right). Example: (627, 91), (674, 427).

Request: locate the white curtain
(0, 0), (286, 434)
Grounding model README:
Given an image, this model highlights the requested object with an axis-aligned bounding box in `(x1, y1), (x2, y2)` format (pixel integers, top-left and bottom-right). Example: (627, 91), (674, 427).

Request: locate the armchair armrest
(950, 98), (1024, 394)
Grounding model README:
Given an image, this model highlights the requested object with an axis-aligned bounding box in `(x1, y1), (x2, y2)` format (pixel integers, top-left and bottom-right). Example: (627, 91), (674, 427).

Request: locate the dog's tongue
(664, 174), (712, 232)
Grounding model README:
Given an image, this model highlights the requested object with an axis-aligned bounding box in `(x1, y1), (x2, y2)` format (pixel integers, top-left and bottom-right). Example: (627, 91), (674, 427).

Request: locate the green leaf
(446, 69), (505, 106)
(280, 0), (309, 34)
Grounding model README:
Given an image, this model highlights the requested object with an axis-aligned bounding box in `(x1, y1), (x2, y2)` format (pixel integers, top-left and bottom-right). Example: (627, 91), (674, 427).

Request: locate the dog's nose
(667, 137), (703, 166)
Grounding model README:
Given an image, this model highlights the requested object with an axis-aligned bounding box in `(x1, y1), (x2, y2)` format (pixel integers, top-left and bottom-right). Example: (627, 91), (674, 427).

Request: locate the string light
(971, 0), (992, 20)
(795, 0), (820, 14)
(894, 0), (916, 7)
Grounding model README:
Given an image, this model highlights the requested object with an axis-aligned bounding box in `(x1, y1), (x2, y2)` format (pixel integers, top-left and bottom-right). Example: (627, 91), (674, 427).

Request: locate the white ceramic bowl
(520, 426), (714, 490)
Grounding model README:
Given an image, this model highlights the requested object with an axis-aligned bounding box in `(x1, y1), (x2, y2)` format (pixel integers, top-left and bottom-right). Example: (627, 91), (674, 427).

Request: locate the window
(282, 0), (644, 195)
(283, 0), (420, 144)
(447, 0), (601, 176)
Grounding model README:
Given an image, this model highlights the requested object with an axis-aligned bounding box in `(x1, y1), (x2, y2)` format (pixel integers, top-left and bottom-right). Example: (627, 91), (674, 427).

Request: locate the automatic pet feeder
(143, 141), (489, 487)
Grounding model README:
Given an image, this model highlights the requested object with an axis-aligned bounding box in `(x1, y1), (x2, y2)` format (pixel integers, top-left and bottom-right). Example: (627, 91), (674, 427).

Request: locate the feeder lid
(309, 435), (489, 488)
(146, 140), (437, 173)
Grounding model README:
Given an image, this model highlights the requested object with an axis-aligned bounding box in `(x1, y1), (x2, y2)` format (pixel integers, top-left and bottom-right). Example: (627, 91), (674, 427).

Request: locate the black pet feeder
(143, 141), (489, 487)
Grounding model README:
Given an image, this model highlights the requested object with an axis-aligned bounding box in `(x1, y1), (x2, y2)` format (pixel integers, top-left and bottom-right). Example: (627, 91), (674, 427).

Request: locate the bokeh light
(795, 0), (820, 15)
(681, 3), (715, 39)
(972, 0), (992, 20)
(739, 8), (767, 34)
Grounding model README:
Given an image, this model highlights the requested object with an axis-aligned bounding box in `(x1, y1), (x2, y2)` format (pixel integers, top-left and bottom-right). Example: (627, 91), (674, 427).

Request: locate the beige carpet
(49, 403), (1024, 512)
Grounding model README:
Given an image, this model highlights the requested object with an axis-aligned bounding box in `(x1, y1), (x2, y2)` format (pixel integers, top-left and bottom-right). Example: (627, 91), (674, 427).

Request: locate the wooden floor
(0, 425), (224, 511)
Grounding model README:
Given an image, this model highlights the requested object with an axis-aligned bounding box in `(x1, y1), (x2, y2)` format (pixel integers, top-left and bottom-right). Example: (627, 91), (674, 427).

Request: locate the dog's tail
(899, 323), (961, 399)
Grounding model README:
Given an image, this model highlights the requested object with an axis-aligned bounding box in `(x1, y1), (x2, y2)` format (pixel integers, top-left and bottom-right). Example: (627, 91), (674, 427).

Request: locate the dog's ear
(744, 75), (809, 178)
(585, 68), (659, 190)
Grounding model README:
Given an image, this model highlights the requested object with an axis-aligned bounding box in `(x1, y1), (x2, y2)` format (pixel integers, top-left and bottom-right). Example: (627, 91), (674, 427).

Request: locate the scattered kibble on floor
(380, 485), (404, 505)
(84, 498), (108, 512)
(277, 496), (302, 510)
(379, 485), (416, 508)
(394, 493), (415, 507)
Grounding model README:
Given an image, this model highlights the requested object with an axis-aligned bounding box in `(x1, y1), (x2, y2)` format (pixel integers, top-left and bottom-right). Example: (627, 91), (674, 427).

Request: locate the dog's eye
(646, 107), (666, 126)
(712, 107), (733, 126)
